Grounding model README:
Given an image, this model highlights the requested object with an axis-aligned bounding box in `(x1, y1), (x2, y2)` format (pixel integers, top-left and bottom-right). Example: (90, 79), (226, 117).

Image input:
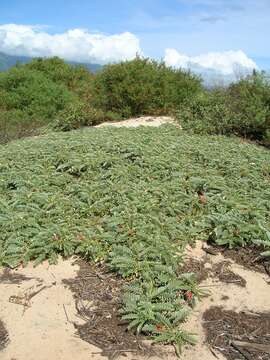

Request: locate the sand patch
(0, 258), (106, 360)
(95, 116), (177, 128)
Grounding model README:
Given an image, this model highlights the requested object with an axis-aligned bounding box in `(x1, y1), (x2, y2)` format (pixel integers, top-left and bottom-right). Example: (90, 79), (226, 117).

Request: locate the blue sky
(0, 0), (269, 72)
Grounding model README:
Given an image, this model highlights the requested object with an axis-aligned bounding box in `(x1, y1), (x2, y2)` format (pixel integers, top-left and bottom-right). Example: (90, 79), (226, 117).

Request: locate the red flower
(185, 291), (193, 301)
(156, 324), (164, 331)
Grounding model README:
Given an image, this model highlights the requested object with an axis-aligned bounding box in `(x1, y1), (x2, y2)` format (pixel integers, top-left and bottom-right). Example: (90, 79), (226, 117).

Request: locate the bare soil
(0, 259), (107, 360)
(0, 268), (31, 284)
(180, 242), (270, 360)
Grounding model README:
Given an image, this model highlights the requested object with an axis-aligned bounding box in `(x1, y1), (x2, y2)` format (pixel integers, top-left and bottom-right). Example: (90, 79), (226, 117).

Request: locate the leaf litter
(203, 307), (270, 360)
(63, 260), (158, 360)
(0, 320), (9, 351)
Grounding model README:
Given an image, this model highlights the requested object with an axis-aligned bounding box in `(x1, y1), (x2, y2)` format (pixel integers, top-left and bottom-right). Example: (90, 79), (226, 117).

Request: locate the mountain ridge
(0, 52), (102, 72)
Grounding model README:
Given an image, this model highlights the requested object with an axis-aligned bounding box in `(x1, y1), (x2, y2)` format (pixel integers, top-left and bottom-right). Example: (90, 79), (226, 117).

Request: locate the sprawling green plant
(0, 125), (269, 355)
(121, 278), (196, 355)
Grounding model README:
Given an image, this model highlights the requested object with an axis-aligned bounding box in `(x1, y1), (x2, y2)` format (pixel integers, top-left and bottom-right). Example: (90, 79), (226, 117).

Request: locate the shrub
(25, 57), (94, 99)
(104, 111), (122, 122)
(0, 61), (93, 141)
(177, 90), (238, 135)
(228, 72), (270, 141)
(178, 72), (270, 146)
(53, 102), (105, 131)
(0, 67), (74, 119)
(92, 57), (202, 118)
(263, 130), (270, 147)
(0, 109), (42, 144)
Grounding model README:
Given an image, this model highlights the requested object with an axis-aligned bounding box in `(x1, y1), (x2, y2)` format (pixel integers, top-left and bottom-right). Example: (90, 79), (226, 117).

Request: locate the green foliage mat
(0, 125), (270, 354)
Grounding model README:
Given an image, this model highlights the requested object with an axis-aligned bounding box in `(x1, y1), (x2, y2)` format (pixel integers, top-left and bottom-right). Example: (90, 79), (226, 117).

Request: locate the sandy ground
(180, 242), (270, 360)
(0, 258), (106, 360)
(0, 244), (269, 360)
(95, 116), (177, 128)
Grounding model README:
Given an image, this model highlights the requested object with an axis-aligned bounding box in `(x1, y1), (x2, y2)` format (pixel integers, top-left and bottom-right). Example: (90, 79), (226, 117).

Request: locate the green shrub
(92, 57), (202, 118)
(25, 57), (94, 99)
(2, 56), (270, 147)
(228, 72), (270, 141)
(0, 109), (42, 144)
(0, 67), (74, 119)
(53, 102), (105, 131)
(104, 111), (122, 122)
(177, 90), (238, 135)
(263, 129), (270, 147)
(0, 60), (94, 141)
(178, 72), (270, 145)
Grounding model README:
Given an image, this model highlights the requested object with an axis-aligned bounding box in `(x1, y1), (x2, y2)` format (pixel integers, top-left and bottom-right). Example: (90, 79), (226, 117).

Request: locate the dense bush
(0, 67), (74, 119)
(92, 57), (202, 118)
(0, 58), (95, 143)
(228, 72), (270, 144)
(53, 101), (105, 131)
(0, 56), (204, 143)
(177, 90), (233, 135)
(1, 56), (270, 146)
(178, 72), (270, 146)
(0, 109), (42, 144)
(25, 57), (94, 101)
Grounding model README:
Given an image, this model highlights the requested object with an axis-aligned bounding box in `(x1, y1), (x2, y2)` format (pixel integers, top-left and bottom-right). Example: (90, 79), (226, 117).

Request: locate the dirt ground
(0, 319), (9, 351)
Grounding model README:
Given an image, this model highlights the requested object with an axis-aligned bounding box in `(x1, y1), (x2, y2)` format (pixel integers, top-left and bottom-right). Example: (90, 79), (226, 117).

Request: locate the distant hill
(0, 52), (31, 71)
(0, 52), (102, 73)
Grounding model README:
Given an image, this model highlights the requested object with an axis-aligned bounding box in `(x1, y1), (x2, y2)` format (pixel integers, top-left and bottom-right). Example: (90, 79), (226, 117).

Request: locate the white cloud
(0, 24), (142, 64)
(165, 48), (258, 75)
